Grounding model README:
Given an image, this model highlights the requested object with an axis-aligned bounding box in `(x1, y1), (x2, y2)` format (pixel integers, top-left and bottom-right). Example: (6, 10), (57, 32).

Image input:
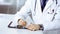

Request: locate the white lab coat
(13, 0), (60, 30)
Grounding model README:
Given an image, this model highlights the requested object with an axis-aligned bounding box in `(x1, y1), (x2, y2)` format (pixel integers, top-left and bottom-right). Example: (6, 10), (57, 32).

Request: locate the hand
(26, 24), (40, 31)
(18, 19), (27, 26)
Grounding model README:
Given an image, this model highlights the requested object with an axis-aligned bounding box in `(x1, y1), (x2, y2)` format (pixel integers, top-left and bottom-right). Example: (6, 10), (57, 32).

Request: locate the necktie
(40, 0), (47, 12)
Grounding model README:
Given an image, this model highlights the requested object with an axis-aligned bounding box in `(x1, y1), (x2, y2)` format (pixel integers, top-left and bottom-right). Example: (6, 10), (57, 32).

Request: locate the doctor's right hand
(18, 19), (27, 26)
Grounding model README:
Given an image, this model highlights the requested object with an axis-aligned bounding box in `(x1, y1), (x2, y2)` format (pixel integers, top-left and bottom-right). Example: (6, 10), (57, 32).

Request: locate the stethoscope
(34, 0), (58, 21)
(50, 0), (57, 21)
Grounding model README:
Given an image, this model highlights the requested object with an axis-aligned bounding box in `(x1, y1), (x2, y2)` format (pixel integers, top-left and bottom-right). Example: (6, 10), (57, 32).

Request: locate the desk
(0, 14), (43, 34)
(0, 14), (60, 34)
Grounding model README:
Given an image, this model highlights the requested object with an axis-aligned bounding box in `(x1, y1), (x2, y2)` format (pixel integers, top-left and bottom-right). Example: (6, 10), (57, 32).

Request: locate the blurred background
(0, 0), (26, 14)
(0, 0), (60, 34)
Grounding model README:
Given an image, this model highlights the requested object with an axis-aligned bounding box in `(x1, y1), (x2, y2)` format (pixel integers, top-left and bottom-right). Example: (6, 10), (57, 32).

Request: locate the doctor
(13, 0), (60, 31)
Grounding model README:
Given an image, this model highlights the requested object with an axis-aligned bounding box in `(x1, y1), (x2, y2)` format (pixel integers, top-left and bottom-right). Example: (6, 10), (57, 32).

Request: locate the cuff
(38, 24), (44, 31)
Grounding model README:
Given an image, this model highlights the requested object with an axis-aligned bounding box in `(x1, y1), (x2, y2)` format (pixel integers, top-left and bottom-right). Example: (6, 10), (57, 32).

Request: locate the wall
(0, 0), (26, 14)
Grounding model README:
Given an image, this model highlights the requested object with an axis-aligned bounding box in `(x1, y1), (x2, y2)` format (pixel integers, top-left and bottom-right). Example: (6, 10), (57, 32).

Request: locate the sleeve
(11, 0), (33, 26)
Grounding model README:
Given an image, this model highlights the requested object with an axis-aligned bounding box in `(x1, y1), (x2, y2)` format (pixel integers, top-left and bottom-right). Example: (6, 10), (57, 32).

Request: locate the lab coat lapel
(37, 0), (42, 13)
(43, 0), (53, 12)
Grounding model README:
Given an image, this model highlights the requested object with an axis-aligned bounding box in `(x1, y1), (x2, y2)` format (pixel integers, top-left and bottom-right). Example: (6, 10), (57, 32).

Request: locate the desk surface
(0, 14), (43, 34)
(0, 14), (60, 34)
